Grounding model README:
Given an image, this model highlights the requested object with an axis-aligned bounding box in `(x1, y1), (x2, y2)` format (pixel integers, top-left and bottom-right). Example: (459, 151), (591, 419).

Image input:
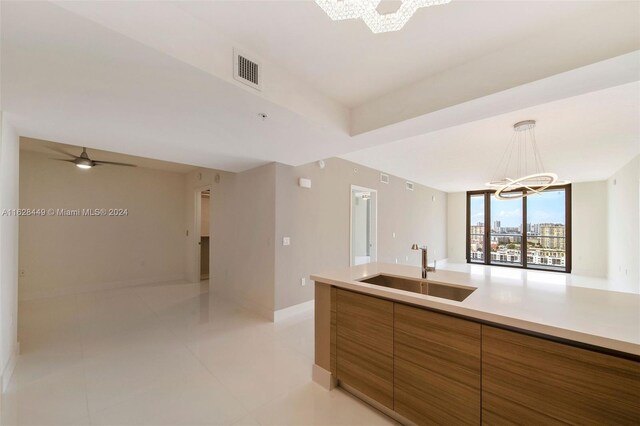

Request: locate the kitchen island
(312, 263), (640, 425)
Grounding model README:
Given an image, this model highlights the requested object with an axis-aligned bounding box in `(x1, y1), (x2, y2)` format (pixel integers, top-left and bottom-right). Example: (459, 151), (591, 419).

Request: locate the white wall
(19, 149), (187, 300)
(607, 156), (639, 292)
(572, 181), (608, 277)
(0, 115), (20, 390)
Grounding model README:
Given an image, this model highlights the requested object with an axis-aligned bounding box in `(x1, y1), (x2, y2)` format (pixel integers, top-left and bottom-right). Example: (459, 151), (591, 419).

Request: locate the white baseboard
(312, 364), (336, 391)
(2, 342), (19, 392)
(215, 288), (275, 322)
(273, 300), (314, 323)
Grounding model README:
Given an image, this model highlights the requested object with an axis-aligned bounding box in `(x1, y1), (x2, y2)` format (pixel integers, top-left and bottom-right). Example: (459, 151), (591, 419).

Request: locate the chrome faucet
(412, 244), (436, 278)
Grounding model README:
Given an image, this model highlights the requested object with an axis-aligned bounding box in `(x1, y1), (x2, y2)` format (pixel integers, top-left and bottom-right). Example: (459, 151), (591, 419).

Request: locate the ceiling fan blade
(45, 146), (77, 158)
(51, 158), (76, 163)
(93, 160), (137, 167)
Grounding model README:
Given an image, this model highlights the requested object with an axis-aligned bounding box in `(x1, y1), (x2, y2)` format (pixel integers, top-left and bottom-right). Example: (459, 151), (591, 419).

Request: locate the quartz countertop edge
(311, 262), (640, 357)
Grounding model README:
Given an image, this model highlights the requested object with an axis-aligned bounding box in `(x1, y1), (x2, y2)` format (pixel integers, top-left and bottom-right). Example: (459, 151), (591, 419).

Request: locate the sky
(470, 190), (565, 227)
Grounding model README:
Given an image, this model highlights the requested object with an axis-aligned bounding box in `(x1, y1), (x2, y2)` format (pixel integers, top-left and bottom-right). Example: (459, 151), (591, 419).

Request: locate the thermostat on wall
(299, 178), (311, 188)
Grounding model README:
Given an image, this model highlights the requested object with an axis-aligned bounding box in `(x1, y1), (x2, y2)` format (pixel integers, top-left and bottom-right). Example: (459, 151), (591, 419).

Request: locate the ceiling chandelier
(315, 0), (452, 34)
(486, 120), (569, 200)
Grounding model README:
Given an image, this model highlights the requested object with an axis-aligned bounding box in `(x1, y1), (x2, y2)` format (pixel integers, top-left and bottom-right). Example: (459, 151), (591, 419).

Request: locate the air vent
(406, 181), (414, 191)
(380, 173), (389, 184)
(233, 49), (262, 91)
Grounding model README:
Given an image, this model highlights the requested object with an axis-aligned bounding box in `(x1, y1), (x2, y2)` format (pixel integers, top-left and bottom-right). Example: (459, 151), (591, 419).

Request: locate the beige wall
(446, 192), (467, 263)
(185, 165), (276, 318)
(222, 164), (276, 316)
(274, 158), (447, 311)
(607, 155), (639, 292)
(19, 149), (187, 300)
(185, 169), (216, 284)
(184, 158), (447, 315)
(572, 181), (607, 277)
(200, 194), (209, 237)
(1, 115), (20, 390)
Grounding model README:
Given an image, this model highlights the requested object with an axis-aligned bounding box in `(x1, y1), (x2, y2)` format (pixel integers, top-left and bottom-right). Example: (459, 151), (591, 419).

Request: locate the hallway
(4, 282), (395, 425)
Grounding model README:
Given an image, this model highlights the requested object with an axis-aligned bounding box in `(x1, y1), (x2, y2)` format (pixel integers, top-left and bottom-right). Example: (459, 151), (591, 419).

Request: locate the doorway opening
(350, 185), (378, 266)
(199, 189), (210, 281)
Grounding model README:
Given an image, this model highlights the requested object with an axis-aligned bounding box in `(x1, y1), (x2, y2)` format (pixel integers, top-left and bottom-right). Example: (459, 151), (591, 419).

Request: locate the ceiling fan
(51, 147), (136, 169)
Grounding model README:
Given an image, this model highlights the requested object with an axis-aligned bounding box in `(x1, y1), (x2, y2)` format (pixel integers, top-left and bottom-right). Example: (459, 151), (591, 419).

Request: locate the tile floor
(4, 281), (396, 425)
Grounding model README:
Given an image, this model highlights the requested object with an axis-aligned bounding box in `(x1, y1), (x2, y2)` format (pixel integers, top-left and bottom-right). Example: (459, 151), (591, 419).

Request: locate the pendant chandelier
(315, 0), (452, 34)
(486, 120), (569, 200)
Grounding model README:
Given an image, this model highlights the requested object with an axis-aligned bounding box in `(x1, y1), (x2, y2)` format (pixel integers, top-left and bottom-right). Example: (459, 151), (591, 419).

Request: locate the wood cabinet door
(335, 289), (394, 409)
(482, 325), (640, 425)
(394, 303), (481, 425)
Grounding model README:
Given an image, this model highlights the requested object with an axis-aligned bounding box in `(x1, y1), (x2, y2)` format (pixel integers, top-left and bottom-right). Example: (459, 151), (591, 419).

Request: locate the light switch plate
(283, 237), (291, 246)
(298, 178), (311, 188)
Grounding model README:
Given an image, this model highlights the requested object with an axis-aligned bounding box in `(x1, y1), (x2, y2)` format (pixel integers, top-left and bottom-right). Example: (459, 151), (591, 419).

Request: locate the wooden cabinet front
(335, 289), (394, 409)
(394, 303), (481, 425)
(482, 325), (640, 425)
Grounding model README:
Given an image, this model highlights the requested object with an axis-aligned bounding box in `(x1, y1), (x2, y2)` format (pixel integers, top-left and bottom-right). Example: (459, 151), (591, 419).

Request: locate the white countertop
(311, 262), (640, 356)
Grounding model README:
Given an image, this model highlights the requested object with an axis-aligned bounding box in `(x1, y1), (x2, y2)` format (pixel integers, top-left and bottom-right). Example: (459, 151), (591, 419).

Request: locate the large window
(466, 185), (571, 273)
(468, 194), (485, 263)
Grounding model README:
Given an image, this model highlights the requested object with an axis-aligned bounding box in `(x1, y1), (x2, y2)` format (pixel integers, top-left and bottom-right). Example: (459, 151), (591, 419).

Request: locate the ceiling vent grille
(380, 173), (389, 184)
(406, 181), (414, 191)
(233, 49), (261, 91)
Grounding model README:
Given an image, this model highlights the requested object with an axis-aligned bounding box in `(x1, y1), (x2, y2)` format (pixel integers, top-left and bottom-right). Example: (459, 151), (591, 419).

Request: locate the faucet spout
(411, 243), (436, 278)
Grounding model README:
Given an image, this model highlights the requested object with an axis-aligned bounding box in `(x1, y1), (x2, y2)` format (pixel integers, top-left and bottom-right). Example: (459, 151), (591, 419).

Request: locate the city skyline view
(470, 189), (566, 228)
(468, 188), (569, 271)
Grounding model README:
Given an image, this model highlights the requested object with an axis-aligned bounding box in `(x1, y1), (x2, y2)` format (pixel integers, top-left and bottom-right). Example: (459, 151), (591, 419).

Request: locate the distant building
(527, 248), (565, 267)
(470, 224), (484, 236)
(473, 220), (566, 268)
(470, 223), (485, 260)
(540, 224), (565, 250)
(529, 223), (541, 235)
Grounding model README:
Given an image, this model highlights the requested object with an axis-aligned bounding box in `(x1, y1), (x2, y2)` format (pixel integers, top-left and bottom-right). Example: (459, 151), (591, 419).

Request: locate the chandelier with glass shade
(315, 0), (452, 34)
(486, 120), (569, 200)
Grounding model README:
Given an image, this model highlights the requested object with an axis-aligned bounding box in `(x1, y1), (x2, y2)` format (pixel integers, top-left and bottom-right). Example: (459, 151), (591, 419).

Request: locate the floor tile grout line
(75, 284), (184, 422)
(129, 282), (254, 425)
(136, 282), (316, 422)
(13, 280), (357, 426)
(71, 283), (215, 423)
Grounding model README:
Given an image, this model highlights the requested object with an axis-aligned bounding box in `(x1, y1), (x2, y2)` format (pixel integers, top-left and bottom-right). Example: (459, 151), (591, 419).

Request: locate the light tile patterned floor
(4, 281), (396, 425)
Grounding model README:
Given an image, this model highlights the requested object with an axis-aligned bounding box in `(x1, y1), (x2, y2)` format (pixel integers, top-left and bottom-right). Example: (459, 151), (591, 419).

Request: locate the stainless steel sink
(426, 282), (475, 302)
(358, 274), (475, 302)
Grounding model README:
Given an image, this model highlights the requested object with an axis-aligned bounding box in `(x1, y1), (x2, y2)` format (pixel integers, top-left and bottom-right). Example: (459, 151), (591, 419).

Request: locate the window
(466, 185), (571, 273)
(468, 194), (485, 263)
(490, 195), (523, 267)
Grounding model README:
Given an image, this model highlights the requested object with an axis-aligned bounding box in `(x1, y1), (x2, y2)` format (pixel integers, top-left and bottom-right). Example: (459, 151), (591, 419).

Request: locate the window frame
(466, 184), (572, 273)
